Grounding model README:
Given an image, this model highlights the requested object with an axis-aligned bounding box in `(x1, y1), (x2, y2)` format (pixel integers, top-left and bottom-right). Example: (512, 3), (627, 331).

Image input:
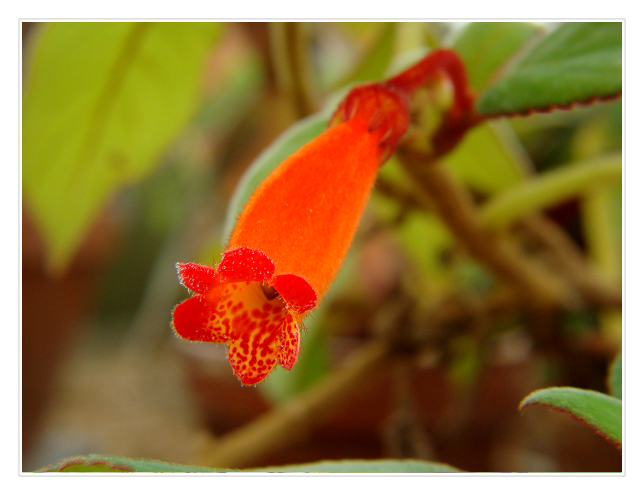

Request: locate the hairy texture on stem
(385, 48), (481, 158)
(386, 48), (474, 120)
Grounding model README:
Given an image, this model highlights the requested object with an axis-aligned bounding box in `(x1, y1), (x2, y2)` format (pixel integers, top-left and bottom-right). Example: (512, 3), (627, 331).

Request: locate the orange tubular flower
(172, 49), (474, 385)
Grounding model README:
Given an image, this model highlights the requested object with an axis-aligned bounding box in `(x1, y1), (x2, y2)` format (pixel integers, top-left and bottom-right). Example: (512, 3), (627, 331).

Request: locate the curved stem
(197, 340), (391, 469)
(385, 48), (475, 122)
(481, 154), (622, 229)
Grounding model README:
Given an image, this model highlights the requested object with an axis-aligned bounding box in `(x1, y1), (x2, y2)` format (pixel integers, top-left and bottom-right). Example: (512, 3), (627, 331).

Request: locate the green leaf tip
(608, 353), (622, 400)
(520, 386), (622, 450)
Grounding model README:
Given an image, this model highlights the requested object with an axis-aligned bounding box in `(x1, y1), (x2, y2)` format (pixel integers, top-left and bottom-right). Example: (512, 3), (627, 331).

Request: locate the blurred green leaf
(333, 22), (397, 88)
(452, 22), (542, 91)
(520, 386), (622, 447)
(23, 22), (221, 271)
(397, 211), (453, 287)
(444, 121), (531, 194)
(38, 454), (460, 472)
(608, 353), (622, 400)
(37, 454), (226, 472)
(477, 22), (622, 116)
(260, 459), (461, 473)
(371, 158), (454, 297)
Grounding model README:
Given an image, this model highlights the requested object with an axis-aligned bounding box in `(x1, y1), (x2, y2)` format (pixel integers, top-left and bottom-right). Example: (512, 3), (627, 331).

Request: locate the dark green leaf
(608, 353), (622, 400)
(520, 386), (622, 447)
(37, 454), (460, 473)
(23, 22), (221, 271)
(477, 22), (622, 116)
(452, 22), (543, 91)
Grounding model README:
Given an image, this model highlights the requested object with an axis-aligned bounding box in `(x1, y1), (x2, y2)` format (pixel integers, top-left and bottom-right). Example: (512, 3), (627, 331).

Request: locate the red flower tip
(329, 83), (409, 162)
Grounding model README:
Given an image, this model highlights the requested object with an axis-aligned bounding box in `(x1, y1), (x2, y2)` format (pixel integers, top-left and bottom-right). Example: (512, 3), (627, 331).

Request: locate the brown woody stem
(398, 156), (578, 310)
(519, 215), (621, 309)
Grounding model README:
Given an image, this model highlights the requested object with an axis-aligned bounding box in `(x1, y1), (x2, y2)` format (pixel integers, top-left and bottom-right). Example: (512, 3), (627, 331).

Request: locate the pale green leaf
(36, 454), (225, 473)
(333, 22), (398, 88)
(260, 459), (461, 473)
(444, 121), (531, 194)
(23, 22), (221, 271)
(37, 454), (460, 473)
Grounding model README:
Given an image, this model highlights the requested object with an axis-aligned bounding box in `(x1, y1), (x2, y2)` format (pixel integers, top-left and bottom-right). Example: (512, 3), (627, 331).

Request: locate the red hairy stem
(385, 48), (476, 124)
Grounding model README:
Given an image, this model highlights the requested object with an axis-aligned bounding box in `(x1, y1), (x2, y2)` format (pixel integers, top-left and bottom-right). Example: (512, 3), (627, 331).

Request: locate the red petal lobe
(277, 313), (300, 371)
(177, 262), (218, 294)
(172, 295), (230, 343)
(228, 326), (279, 385)
(218, 247), (275, 284)
(272, 274), (317, 313)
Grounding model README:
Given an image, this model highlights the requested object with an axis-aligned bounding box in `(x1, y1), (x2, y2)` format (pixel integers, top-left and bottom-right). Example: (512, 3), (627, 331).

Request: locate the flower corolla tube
(172, 49), (473, 385)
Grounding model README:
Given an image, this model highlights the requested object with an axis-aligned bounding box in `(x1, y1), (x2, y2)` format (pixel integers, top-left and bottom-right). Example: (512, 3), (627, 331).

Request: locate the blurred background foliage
(22, 22), (621, 472)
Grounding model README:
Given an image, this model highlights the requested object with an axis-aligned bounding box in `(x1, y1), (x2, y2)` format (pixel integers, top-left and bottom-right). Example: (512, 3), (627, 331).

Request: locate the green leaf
(608, 353), (622, 400)
(477, 22), (622, 116)
(444, 121), (531, 194)
(258, 459), (461, 473)
(333, 22), (398, 88)
(37, 454), (460, 473)
(451, 22), (543, 91)
(23, 22), (221, 272)
(520, 386), (622, 448)
(222, 111), (328, 240)
(36, 454), (226, 473)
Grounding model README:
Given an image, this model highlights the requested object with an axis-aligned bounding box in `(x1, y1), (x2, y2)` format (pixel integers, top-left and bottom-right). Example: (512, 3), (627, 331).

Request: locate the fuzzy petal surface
(177, 262), (218, 294)
(218, 247), (275, 284)
(172, 295), (229, 343)
(277, 312), (300, 371)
